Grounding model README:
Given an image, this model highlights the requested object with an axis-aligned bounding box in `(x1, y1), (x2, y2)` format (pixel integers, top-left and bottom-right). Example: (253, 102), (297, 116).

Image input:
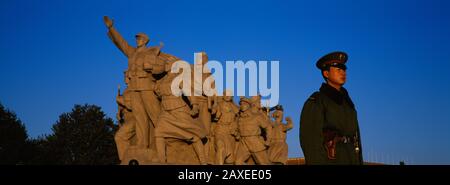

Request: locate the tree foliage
(1, 103), (119, 165)
(0, 103), (28, 164)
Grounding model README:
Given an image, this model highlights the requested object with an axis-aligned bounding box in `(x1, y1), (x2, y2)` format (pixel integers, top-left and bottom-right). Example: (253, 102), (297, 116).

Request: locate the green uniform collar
(319, 83), (355, 109)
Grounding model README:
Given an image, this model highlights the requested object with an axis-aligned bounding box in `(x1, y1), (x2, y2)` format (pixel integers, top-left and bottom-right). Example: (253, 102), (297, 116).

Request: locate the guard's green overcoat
(300, 83), (363, 165)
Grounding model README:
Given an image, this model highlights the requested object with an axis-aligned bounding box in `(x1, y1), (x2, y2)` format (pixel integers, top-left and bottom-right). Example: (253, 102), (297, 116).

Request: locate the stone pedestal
(166, 138), (200, 165)
(120, 139), (203, 165)
(120, 146), (159, 165)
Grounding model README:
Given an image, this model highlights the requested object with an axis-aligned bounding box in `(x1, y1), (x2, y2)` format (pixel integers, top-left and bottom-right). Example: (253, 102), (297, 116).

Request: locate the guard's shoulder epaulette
(307, 91), (321, 102)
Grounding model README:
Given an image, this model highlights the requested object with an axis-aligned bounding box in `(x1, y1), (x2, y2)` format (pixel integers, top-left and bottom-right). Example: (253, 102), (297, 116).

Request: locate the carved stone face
(224, 96), (232, 102)
(250, 96), (262, 109)
(240, 101), (250, 111)
(272, 110), (283, 120)
(136, 37), (148, 48)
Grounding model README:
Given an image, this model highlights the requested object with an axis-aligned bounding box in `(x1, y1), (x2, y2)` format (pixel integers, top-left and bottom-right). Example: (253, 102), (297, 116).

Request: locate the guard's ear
(322, 70), (329, 79)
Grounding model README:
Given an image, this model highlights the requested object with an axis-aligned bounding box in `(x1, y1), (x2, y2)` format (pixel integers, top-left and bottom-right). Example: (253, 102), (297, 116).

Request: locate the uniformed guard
(299, 51), (363, 165)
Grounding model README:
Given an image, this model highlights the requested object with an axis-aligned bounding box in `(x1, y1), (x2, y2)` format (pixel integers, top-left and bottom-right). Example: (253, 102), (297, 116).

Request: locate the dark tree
(22, 135), (53, 165)
(0, 103), (28, 164)
(46, 104), (119, 164)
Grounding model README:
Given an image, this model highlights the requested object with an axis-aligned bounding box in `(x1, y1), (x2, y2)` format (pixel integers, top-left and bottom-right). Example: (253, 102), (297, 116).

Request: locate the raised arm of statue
(284, 116), (294, 132)
(104, 16), (135, 58)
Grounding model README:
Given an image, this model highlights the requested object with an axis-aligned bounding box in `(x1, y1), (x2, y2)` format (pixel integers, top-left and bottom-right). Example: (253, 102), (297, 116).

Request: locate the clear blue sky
(1, 0), (450, 164)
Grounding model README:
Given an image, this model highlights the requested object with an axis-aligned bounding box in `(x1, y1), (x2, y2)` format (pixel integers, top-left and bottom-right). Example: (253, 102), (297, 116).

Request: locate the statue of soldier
(153, 60), (208, 164)
(235, 97), (272, 165)
(299, 51), (363, 165)
(104, 16), (161, 150)
(192, 52), (216, 164)
(114, 85), (136, 161)
(267, 105), (293, 165)
(250, 95), (272, 144)
(211, 90), (239, 165)
(250, 95), (272, 126)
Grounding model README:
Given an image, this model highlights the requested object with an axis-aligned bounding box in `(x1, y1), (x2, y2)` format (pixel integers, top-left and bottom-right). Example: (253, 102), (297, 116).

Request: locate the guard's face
(324, 66), (346, 86)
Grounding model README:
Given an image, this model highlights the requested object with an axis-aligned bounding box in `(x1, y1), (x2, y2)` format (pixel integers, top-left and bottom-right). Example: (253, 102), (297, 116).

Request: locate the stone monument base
(120, 138), (201, 165)
(120, 146), (160, 165)
(166, 138), (200, 164)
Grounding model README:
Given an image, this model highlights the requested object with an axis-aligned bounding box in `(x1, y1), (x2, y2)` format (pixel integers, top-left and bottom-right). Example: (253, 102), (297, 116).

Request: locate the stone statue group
(104, 16), (293, 165)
